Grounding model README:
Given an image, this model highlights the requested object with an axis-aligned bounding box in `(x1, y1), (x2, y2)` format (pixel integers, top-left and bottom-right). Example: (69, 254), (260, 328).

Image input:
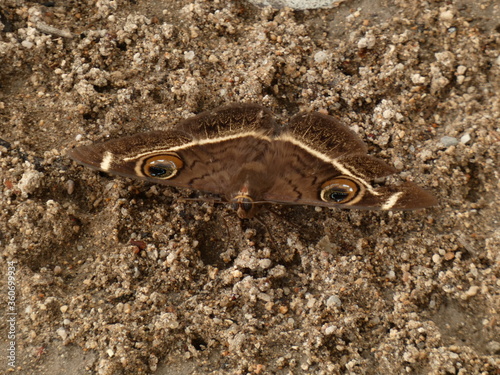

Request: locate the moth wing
(69, 129), (273, 198)
(67, 130), (192, 179)
(350, 181), (438, 210)
(167, 135), (272, 196)
(68, 104), (277, 197)
(261, 140), (437, 210)
(284, 112), (368, 158)
(175, 103), (278, 139)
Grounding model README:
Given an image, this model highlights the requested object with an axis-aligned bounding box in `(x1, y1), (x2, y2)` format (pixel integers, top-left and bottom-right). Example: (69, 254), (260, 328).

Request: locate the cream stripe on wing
(381, 192), (403, 210)
(122, 131), (272, 162)
(100, 151), (114, 171)
(277, 134), (381, 196)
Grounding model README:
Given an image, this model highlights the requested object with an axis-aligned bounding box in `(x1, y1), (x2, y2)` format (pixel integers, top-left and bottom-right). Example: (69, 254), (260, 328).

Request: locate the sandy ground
(1, 0), (499, 374)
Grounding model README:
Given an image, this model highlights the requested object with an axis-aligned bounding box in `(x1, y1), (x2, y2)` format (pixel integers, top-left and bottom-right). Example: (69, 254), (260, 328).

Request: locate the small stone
(66, 180), (75, 195)
(245, 0), (341, 10)
(411, 73), (426, 84)
(184, 51), (195, 61)
(440, 136), (458, 147)
(460, 133), (471, 144)
(22, 40), (34, 48)
(456, 65), (467, 75)
(432, 254), (441, 264)
(326, 295), (342, 308)
(325, 325), (336, 335)
(358, 34), (376, 49)
(464, 285), (479, 297)
(382, 109), (394, 119)
(314, 51), (329, 64)
(440, 10), (454, 21)
(18, 170), (44, 195)
(486, 341), (500, 354)
(208, 54), (219, 63)
(259, 259), (272, 269)
(56, 327), (68, 340)
(444, 252), (455, 260)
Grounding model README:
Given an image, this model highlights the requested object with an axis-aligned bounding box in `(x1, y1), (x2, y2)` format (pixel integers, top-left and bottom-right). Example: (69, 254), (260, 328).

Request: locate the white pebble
(259, 259), (272, 269)
(22, 40), (34, 48)
(432, 254), (441, 264)
(314, 50), (329, 64)
(326, 295), (342, 308)
(184, 51), (195, 61)
(325, 325), (336, 335)
(440, 10), (454, 21)
(382, 109), (394, 119)
(465, 285), (480, 297)
(66, 180), (75, 195)
(456, 65), (467, 75)
(56, 327), (68, 340)
(18, 170), (44, 195)
(460, 133), (471, 144)
(246, 0), (341, 9)
(440, 136), (458, 147)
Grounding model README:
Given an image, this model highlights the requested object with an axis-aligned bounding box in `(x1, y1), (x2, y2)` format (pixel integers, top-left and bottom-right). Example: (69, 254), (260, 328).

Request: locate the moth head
(231, 194), (259, 219)
(320, 176), (364, 205)
(140, 153), (184, 179)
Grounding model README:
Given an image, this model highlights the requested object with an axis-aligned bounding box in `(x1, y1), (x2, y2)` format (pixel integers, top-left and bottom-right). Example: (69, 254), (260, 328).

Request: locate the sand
(0, 0), (499, 374)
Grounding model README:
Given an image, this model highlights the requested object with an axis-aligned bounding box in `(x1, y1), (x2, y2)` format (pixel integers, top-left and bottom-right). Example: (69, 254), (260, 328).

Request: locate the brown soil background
(1, 0), (499, 374)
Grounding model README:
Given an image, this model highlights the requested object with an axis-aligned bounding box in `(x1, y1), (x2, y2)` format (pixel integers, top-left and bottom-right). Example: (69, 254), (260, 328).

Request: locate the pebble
(66, 180), (75, 195)
(21, 40), (34, 48)
(326, 295), (342, 308)
(17, 170), (44, 195)
(464, 285), (480, 297)
(184, 51), (195, 61)
(440, 10), (454, 21)
(56, 327), (68, 340)
(440, 136), (458, 147)
(460, 133), (471, 144)
(314, 51), (329, 64)
(54, 265), (63, 275)
(246, 0), (341, 9)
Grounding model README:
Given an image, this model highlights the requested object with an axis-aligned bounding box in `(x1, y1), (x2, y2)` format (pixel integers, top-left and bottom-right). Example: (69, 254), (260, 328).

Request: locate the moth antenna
(177, 196), (224, 204)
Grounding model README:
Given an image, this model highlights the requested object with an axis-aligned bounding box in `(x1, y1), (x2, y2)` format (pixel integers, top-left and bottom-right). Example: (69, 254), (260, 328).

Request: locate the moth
(68, 103), (437, 218)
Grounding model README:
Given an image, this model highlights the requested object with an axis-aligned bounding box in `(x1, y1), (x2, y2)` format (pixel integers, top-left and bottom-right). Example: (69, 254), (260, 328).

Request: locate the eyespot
(141, 153), (184, 179)
(320, 177), (361, 204)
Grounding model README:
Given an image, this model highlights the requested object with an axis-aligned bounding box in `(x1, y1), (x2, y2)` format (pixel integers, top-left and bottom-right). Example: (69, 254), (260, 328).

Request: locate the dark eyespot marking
(142, 153), (184, 179)
(320, 177), (361, 204)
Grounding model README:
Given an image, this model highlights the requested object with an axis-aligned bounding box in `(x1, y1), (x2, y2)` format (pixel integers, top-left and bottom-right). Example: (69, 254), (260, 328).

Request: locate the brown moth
(68, 103), (437, 218)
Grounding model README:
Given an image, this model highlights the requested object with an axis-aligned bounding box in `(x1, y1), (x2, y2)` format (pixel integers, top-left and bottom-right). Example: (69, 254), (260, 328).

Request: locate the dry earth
(0, 0), (499, 374)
